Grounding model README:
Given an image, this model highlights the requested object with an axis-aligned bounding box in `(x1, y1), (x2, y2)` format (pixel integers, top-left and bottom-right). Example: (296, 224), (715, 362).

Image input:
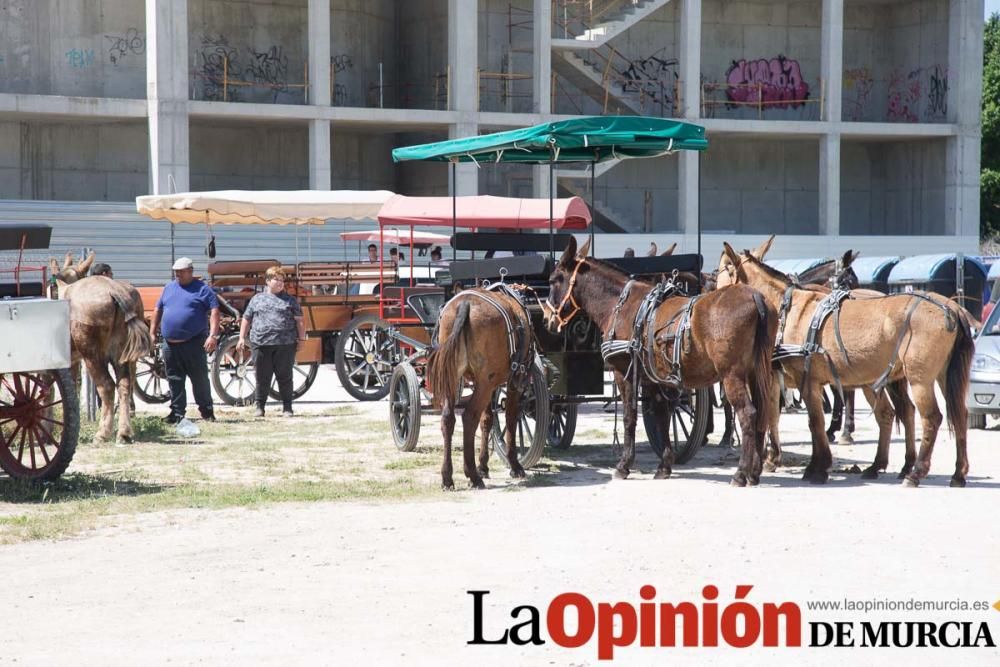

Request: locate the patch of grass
(384, 456), (439, 471)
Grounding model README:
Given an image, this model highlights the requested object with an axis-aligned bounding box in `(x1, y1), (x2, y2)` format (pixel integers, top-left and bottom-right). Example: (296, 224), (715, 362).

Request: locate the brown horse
(426, 286), (539, 490)
(51, 254), (150, 442)
(717, 242), (974, 486)
(544, 237), (776, 486)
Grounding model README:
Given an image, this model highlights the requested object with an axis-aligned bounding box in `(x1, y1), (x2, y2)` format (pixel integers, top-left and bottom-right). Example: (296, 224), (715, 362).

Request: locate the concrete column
(819, 133), (841, 235)
(678, 151), (699, 238)
(146, 0), (189, 194)
(307, 0), (331, 190)
(309, 120), (332, 191)
(533, 0), (552, 115)
(945, 0), (984, 237)
(678, 0), (702, 120)
(820, 0), (843, 123)
(448, 1), (478, 196)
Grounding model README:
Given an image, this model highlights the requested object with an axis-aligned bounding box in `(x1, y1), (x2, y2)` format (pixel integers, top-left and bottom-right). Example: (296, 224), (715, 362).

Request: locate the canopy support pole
(697, 153), (703, 291)
(549, 161), (554, 260)
(451, 161), (457, 261)
(590, 160), (596, 257)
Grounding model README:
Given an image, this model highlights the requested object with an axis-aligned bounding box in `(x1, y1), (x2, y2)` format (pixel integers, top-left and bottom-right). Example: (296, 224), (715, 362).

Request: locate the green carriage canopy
(391, 116), (708, 164)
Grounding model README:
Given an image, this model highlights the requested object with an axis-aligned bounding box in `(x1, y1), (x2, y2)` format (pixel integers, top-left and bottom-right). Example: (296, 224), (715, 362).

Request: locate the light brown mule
(426, 288), (537, 490)
(51, 254), (150, 443)
(544, 237), (776, 486)
(717, 243), (975, 487)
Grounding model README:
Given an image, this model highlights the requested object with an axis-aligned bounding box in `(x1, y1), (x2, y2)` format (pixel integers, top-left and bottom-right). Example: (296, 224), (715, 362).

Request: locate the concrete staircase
(557, 181), (630, 233)
(552, 0), (673, 50)
(552, 50), (645, 115)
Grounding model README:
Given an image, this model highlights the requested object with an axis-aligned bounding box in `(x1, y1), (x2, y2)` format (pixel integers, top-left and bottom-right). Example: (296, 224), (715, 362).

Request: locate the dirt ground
(1, 367), (999, 665)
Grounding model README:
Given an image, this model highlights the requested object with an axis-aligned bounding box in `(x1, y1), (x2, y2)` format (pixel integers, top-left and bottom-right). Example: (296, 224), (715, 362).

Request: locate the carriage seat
(296, 262), (397, 296)
(208, 259), (280, 289)
(447, 256), (551, 285)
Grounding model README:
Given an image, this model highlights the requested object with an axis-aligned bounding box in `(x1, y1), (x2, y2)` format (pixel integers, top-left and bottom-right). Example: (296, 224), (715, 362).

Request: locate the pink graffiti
(725, 56), (810, 109)
(887, 68), (921, 123)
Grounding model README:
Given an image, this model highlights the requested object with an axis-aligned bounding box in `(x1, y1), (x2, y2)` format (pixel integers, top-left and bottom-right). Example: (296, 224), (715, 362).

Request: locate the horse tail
(748, 290), (773, 436)
(943, 311), (975, 436)
(427, 299), (471, 410)
(885, 381), (905, 433)
(111, 290), (151, 364)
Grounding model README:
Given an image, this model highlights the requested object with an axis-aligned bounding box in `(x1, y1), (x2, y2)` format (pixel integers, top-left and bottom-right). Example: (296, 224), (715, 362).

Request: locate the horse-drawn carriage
(0, 224), (79, 481)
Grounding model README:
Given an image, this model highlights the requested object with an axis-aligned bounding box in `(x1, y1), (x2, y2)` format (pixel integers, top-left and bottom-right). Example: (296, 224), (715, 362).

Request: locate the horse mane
(743, 252), (792, 285)
(794, 259), (836, 285)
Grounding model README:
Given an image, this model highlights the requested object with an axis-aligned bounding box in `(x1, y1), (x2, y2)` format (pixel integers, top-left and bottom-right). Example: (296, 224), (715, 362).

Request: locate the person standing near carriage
(149, 257), (220, 423)
(237, 266), (306, 418)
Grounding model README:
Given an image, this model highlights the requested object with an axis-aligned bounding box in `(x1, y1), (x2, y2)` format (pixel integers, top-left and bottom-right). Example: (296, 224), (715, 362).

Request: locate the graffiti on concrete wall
(197, 34), (240, 101)
(886, 67), (922, 122)
(333, 84), (348, 105)
(105, 28), (145, 65)
(65, 48), (94, 68)
(331, 53), (353, 105)
(725, 55), (810, 109)
(196, 35), (292, 102)
(926, 64), (948, 119)
(843, 67), (874, 121)
(332, 53), (353, 74)
(245, 45), (289, 98)
(618, 49), (678, 110)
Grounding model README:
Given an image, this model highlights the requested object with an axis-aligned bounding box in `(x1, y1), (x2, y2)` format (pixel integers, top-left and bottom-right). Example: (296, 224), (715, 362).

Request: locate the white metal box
(0, 298), (72, 373)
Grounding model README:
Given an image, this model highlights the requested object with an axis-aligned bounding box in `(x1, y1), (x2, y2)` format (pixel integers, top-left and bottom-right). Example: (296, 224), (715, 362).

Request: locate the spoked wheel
(268, 361), (319, 402)
(335, 314), (398, 401)
(134, 350), (170, 404)
(547, 403), (578, 450)
(490, 365), (549, 470)
(0, 369), (79, 482)
(211, 336), (256, 406)
(643, 386), (711, 464)
(389, 362), (422, 452)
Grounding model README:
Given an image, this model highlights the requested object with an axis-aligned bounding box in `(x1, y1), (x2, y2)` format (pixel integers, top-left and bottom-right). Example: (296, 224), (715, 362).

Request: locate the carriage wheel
(643, 386), (710, 464)
(211, 336), (257, 406)
(389, 362), (422, 452)
(268, 361), (319, 401)
(0, 369), (80, 482)
(547, 403), (578, 450)
(335, 314), (397, 401)
(490, 365), (549, 470)
(134, 350), (170, 404)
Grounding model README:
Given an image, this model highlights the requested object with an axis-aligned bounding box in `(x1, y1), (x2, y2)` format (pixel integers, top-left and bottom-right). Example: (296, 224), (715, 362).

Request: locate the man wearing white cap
(149, 257), (221, 423)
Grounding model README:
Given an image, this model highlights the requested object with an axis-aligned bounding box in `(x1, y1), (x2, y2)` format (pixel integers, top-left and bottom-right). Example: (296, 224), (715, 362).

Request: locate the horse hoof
(837, 433), (855, 446)
(730, 475), (747, 487)
(613, 469), (629, 480)
(950, 476), (967, 488)
(762, 461), (777, 473)
(653, 469), (672, 480)
(117, 435), (133, 445)
(478, 468), (490, 479)
(441, 482), (455, 492)
(509, 467), (526, 479)
(901, 477), (919, 488)
(860, 467), (879, 480)
(803, 470), (828, 484)
(897, 465), (914, 480)
(469, 479), (486, 490)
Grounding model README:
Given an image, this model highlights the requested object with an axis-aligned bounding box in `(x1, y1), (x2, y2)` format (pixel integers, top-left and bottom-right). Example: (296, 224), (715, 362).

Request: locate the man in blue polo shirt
(149, 257), (221, 423)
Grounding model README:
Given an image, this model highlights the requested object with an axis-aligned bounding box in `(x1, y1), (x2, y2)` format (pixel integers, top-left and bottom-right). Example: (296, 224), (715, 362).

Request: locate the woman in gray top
(237, 266), (306, 417)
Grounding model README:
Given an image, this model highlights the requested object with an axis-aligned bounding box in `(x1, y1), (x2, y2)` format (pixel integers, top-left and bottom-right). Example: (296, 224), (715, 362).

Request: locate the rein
(546, 258), (585, 332)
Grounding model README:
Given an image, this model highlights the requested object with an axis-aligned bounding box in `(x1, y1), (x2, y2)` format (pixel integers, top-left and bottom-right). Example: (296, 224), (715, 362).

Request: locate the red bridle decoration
(546, 258), (585, 332)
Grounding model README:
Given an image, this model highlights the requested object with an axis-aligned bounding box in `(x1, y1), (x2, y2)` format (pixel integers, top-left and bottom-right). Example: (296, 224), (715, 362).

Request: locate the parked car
(968, 302), (1000, 428)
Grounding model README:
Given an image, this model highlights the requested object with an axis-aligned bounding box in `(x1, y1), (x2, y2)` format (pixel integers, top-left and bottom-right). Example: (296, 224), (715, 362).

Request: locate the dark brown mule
(544, 237), (776, 486)
(748, 243), (916, 479)
(51, 254), (150, 442)
(426, 287), (537, 490)
(717, 243), (975, 487)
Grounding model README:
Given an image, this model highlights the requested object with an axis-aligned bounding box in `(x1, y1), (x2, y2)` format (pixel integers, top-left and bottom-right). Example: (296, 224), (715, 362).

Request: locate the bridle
(545, 257), (586, 332)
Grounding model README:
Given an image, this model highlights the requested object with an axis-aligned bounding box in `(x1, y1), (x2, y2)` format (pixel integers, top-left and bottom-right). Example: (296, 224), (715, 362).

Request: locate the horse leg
(837, 389), (856, 445)
(888, 382), (916, 479)
(938, 374), (969, 488)
(461, 387), (491, 489)
(652, 388), (674, 480)
(826, 389), (843, 441)
(86, 359), (116, 443)
(613, 371), (637, 480)
(503, 388), (526, 479)
(114, 362), (135, 443)
(440, 399), (456, 490)
(861, 389), (894, 480)
(477, 407), (493, 479)
(903, 381), (943, 488)
(724, 374), (757, 487)
(801, 381), (833, 484)
(763, 371), (782, 472)
(719, 391), (735, 448)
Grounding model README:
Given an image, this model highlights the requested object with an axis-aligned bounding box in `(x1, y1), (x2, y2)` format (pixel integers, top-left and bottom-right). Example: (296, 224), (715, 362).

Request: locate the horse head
(830, 249), (860, 290)
(544, 236), (591, 333)
(50, 251), (96, 284)
(715, 242), (750, 289)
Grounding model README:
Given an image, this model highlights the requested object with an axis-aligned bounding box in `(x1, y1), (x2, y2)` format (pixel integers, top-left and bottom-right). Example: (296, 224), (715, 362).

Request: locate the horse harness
(771, 285), (958, 398)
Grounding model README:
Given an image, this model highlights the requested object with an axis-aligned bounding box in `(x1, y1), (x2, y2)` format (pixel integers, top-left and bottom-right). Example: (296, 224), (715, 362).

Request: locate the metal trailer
(887, 253), (989, 320)
(0, 224), (80, 481)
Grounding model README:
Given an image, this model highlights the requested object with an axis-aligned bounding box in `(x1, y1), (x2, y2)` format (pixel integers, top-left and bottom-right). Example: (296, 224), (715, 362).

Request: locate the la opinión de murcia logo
(468, 587), (999, 660)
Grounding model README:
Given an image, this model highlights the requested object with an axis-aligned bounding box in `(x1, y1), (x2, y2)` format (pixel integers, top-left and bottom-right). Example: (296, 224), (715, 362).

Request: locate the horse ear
(49, 258), (60, 276)
(62, 252), (74, 271)
(721, 243), (744, 281)
(576, 237), (591, 260)
(559, 235), (578, 266)
(660, 242), (677, 256)
(646, 242), (657, 257)
(76, 251), (95, 275)
(751, 235), (775, 260)
(848, 249), (860, 265)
